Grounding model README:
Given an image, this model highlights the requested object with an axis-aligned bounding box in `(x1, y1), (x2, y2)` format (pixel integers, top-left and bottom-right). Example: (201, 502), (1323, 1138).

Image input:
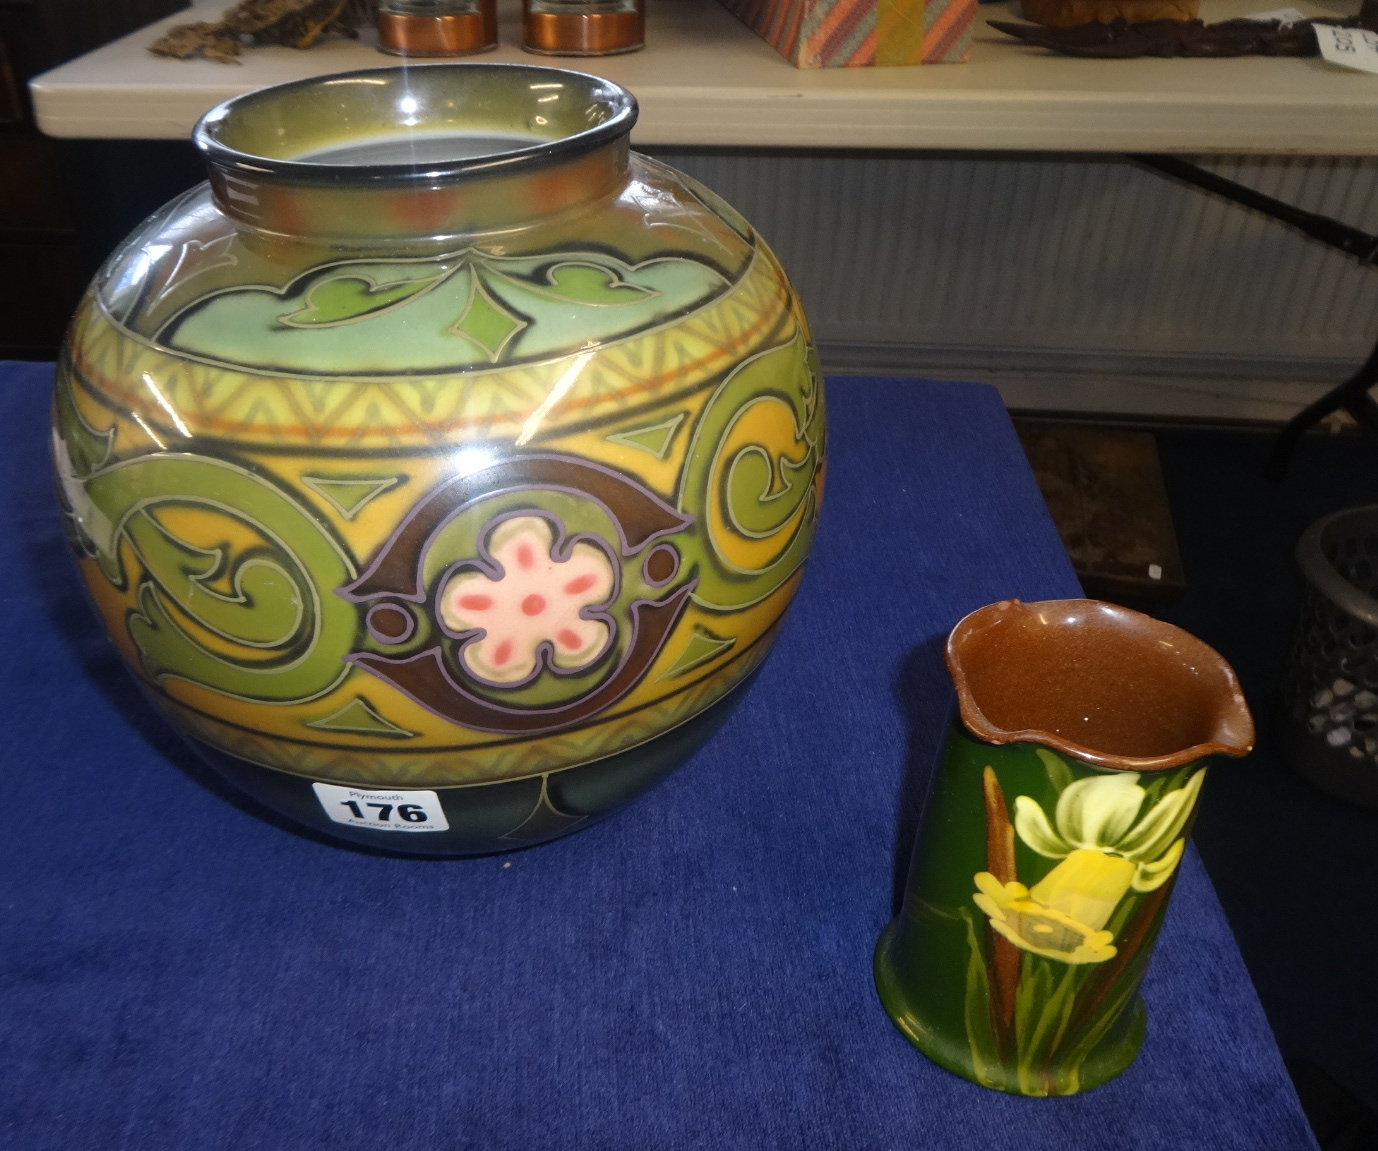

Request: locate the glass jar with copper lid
(523, 0), (645, 56)
(377, 0), (498, 56)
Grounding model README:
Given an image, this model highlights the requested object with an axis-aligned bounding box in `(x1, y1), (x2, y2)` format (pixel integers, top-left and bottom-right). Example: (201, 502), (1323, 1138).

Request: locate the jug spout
(946, 598), (1255, 771)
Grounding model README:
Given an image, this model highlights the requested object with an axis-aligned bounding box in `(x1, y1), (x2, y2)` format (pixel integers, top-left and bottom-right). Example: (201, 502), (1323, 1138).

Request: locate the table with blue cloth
(0, 361), (1316, 1151)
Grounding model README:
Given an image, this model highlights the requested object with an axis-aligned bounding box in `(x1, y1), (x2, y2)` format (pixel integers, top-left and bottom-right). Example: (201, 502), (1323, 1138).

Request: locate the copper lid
(523, 2), (644, 56)
(947, 598), (1254, 771)
(377, 9), (497, 56)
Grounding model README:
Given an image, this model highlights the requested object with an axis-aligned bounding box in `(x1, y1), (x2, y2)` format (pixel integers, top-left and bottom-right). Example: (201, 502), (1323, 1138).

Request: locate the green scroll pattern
(52, 313), (824, 712)
(55, 372), (357, 704)
(678, 333), (825, 611)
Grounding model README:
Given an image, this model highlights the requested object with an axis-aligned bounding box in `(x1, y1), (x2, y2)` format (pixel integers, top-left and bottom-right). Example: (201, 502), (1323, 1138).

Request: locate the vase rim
(946, 597), (1255, 771)
(192, 63), (638, 188)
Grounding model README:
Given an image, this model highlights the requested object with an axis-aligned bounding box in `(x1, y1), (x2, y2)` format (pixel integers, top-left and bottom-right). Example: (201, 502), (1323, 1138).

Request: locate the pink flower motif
(439, 515), (615, 685)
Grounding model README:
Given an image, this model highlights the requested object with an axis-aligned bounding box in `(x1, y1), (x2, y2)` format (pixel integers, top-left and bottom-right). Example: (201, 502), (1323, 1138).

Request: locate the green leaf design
(278, 271), (446, 328)
(1140, 761), (1194, 806)
(1056, 977), (1138, 1095)
(958, 907), (1002, 1088)
(656, 625), (735, 682)
(306, 696), (416, 739)
(163, 247), (727, 374)
(448, 274), (528, 362)
(1036, 747), (1075, 795)
(540, 262), (657, 305)
(300, 474), (404, 520)
(606, 412), (686, 460)
(1014, 956), (1083, 1095)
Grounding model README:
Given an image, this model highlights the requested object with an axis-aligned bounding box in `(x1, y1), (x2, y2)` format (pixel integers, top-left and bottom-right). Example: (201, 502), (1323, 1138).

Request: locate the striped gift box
(721, 0), (974, 65)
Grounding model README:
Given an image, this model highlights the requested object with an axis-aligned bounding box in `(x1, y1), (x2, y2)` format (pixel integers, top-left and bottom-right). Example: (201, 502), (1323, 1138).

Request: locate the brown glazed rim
(946, 597), (1256, 771)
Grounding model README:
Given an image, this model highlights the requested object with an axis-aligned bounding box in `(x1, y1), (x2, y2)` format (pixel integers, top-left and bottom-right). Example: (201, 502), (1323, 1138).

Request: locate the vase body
(875, 599), (1253, 1095)
(52, 65), (825, 855)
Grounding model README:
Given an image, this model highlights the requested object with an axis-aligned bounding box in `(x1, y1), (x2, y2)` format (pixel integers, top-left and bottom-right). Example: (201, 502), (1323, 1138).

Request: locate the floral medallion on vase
(52, 65), (825, 854)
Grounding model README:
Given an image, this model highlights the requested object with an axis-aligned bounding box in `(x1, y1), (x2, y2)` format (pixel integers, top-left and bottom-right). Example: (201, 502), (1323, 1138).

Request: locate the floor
(1022, 419), (1378, 1146)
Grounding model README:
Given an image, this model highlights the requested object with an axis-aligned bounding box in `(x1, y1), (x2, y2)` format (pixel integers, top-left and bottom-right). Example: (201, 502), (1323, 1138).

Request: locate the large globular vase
(52, 64), (825, 855)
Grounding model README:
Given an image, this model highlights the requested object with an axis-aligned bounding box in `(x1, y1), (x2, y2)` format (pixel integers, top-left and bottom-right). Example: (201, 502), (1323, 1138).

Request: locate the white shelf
(29, 0), (1378, 153)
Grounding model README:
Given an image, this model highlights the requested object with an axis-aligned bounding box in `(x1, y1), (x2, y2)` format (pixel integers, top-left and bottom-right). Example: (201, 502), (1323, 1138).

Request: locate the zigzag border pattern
(69, 246), (796, 453)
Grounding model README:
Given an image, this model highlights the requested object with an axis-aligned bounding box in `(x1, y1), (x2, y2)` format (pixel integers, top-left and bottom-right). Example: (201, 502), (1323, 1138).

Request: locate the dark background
(0, 0), (190, 359)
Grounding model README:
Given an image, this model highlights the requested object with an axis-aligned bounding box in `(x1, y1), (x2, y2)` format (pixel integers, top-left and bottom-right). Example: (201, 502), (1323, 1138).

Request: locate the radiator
(647, 148), (1378, 421)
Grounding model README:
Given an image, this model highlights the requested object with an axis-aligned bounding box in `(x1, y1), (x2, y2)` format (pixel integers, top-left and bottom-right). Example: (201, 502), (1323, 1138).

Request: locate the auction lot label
(312, 783), (449, 832)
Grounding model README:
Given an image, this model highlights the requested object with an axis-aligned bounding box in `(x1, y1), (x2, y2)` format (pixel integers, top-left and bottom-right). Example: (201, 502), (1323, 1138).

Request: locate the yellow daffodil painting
(974, 767), (1203, 966)
(873, 734), (1213, 1098)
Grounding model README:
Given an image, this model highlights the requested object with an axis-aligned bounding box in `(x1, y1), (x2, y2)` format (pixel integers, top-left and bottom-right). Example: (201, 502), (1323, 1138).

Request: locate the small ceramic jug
(874, 599), (1254, 1096)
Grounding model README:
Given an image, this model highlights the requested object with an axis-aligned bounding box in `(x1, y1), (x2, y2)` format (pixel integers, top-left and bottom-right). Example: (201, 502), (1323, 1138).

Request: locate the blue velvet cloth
(0, 361), (1315, 1151)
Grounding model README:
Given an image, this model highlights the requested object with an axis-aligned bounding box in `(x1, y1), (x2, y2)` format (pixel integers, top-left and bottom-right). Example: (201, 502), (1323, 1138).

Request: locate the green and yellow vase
(875, 599), (1253, 1095)
(52, 64), (825, 854)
